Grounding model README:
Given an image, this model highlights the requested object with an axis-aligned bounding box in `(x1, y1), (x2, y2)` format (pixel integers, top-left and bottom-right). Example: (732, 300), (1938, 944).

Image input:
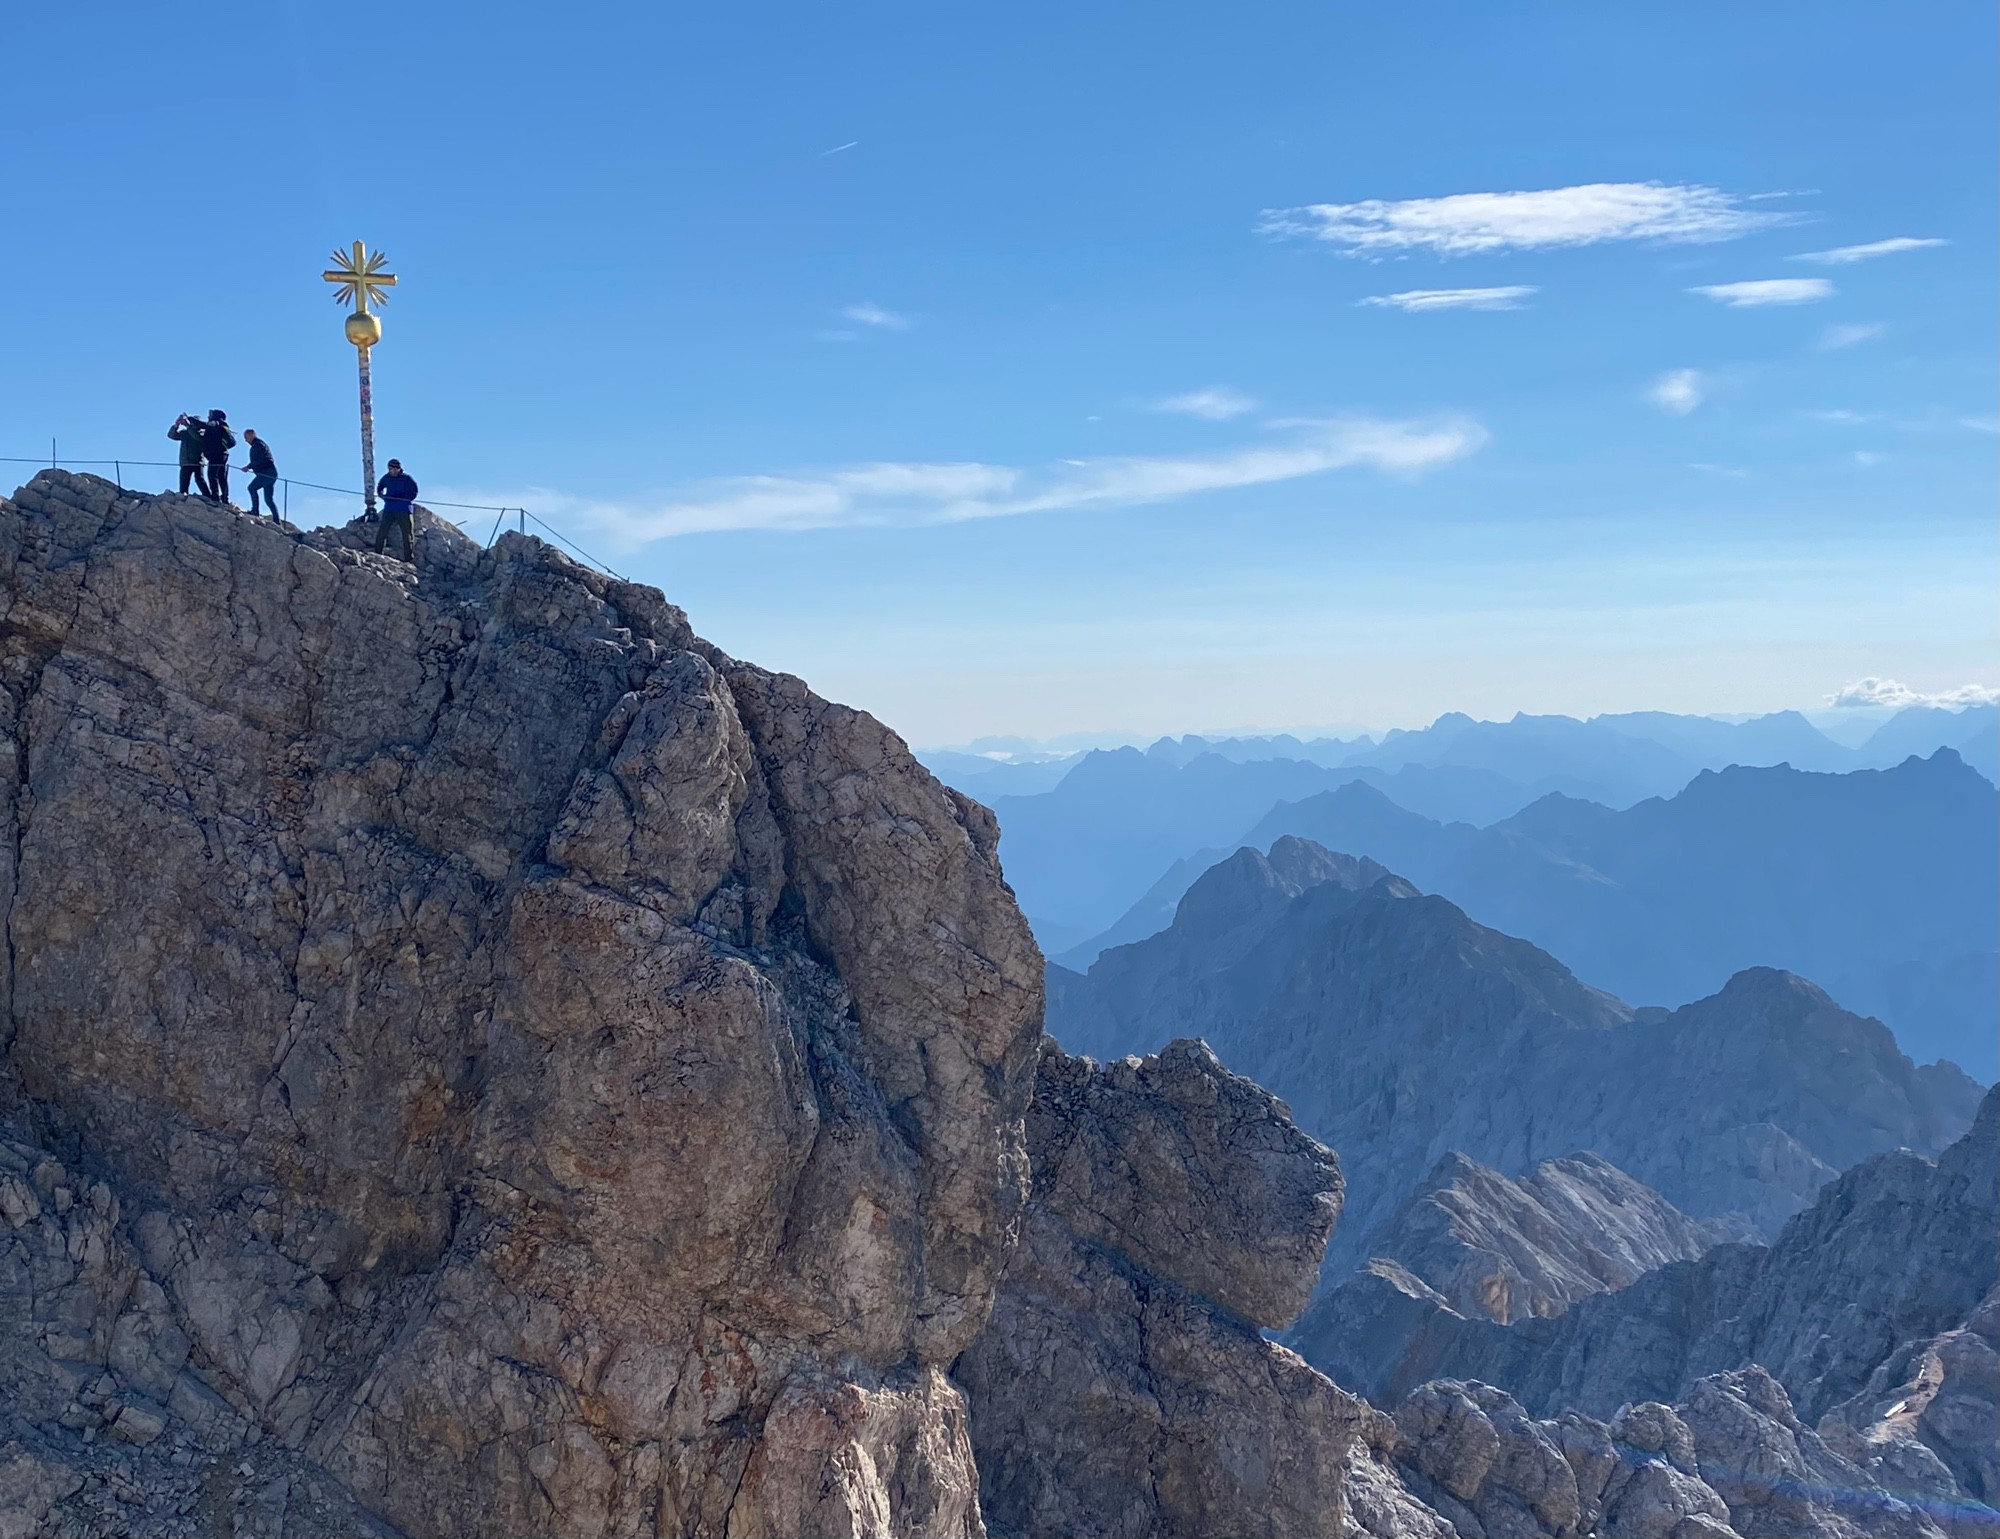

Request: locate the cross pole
(321, 241), (398, 516)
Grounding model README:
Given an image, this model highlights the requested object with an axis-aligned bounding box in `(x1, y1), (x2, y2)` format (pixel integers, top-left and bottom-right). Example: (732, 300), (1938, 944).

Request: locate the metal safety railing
(0, 450), (627, 581)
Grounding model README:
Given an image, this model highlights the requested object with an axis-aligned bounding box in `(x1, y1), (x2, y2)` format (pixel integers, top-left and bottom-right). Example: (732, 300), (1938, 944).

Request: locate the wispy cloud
(843, 302), (911, 330)
(1828, 677), (1999, 709)
(1690, 278), (1834, 307)
(1793, 236), (1946, 265)
(1359, 286), (1536, 312)
(1648, 369), (1704, 415)
(1156, 387), (1259, 420)
(1259, 181), (1789, 256)
(1820, 321), (1886, 350)
(487, 416), (1489, 546)
(820, 140), (859, 157)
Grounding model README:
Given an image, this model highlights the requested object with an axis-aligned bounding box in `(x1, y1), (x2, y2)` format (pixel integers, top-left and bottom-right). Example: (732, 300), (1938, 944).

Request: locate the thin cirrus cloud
(1689, 278), (1834, 307)
(483, 417), (1490, 546)
(1793, 237), (1946, 265)
(1828, 677), (1999, 709)
(1156, 387), (1259, 420)
(1360, 286), (1536, 312)
(1648, 369), (1704, 416)
(843, 302), (911, 329)
(1258, 181), (1788, 256)
(1820, 322), (1886, 350)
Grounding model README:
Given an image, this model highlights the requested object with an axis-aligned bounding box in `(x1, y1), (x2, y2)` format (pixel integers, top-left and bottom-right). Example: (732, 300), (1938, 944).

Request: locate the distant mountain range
(1046, 837), (1988, 1277)
(1059, 751), (1999, 1073)
(950, 702), (1996, 961)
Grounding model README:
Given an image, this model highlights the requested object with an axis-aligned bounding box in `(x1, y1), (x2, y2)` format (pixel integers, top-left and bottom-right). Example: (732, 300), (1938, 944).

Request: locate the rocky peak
(0, 471), (1043, 1536)
(1364, 1149), (1734, 1326)
(1048, 835), (1983, 1272)
(955, 1036), (1370, 1539)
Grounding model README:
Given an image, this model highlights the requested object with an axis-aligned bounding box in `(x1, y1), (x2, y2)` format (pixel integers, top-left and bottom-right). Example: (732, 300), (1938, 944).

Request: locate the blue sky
(5, 1), (1993, 745)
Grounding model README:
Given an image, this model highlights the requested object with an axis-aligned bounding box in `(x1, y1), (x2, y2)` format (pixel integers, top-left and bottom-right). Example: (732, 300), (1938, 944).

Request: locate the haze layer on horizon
(3, 1), (1993, 748)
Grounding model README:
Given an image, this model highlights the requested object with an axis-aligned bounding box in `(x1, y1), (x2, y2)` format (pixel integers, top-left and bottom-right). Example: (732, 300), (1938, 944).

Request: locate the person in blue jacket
(242, 430), (280, 517)
(373, 459), (419, 564)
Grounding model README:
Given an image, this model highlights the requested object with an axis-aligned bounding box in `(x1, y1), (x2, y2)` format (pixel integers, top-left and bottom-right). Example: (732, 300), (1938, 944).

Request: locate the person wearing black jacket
(373, 459), (419, 564)
(168, 414), (209, 497)
(242, 430), (280, 517)
(200, 410), (237, 503)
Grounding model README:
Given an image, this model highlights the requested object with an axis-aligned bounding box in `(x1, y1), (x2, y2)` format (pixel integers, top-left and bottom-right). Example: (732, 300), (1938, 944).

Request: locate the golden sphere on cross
(344, 311), (383, 349)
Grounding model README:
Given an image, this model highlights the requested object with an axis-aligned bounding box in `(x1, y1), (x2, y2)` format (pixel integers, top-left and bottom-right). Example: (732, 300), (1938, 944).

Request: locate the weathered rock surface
(1362, 1150), (1735, 1326)
(1048, 838), (1986, 1273)
(953, 1037), (1369, 1539)
(0, 473), (1044, 1537)
(1357, 1369), (1976, 1539)
(1292, 1087), (2000, 1434)
(1820, 1290), (2000, 1530)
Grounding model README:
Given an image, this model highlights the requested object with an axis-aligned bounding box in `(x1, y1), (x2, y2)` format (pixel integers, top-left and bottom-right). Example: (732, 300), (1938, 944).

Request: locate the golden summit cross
(322, 240), (397, 313)
(321, 241), (398, 515)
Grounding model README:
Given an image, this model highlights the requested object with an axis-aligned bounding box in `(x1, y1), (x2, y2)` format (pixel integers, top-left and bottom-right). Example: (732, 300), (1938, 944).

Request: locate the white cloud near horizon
(843, 302), (911, 329)
(1156, 387), (1259, 420)
(459, 416), (1489, 547)
(1648, 369), (1704, 415)
(1794, 237), (1947, 265)
(1828, 677), (2000, 709)
(1690, 278), (1834, 307)
(1820, 322), (1885, 349)
(1360, 286), (1536, 312)
(1259, 181), (1788, 256)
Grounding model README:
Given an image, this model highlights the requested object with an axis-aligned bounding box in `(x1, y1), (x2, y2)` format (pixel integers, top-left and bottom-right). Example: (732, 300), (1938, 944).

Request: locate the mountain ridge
(1048, 837), (1985, 1274)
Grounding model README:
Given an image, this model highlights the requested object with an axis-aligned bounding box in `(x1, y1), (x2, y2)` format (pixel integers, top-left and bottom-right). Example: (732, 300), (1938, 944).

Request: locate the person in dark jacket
(373, 459), (419, 564)
(201, 410), (237, 503)
(168, 414), (209, 497)
(242, 430), (280, 517)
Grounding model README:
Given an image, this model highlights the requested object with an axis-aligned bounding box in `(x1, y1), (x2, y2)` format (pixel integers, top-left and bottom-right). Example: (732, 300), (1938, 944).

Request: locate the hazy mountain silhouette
(1240, 751), (1997, 1073)
(1047, 838), (1988, 1277)
(978, 704), (1995, 963)
(1064, 751), (1997, 1072)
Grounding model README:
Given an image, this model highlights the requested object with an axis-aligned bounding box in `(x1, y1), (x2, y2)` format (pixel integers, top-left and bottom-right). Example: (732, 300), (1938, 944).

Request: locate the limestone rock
(954, 1037), (1367, 1539)
(0, 473), (1044, 1537)
(1820, 1290), (2000, 1532)
(1362, 1150), (1733, 1326)
(1676, 1366), (1952, 1538)
(1293, 1089), (2000, 1429)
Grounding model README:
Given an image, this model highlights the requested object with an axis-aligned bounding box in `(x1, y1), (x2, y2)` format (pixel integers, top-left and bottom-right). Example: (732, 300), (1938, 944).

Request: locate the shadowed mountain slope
(1291, 1089), (2000, 1430)
(1228, 755), (2000, 1072)
(1048, 839), (1986, 1274)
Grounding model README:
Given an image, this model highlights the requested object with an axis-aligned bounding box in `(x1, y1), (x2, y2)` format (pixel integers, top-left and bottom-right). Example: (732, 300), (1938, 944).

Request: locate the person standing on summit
(242, 429), (280, 517)
(200, 410), (236, 504)
(373, 458), (419, 564)
(168, 413), (209, 498)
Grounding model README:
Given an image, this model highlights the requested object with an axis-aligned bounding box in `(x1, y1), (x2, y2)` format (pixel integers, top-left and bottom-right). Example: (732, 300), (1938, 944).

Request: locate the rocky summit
(0, 472), (1046, 1536)
(0, 472), (1993, 1539)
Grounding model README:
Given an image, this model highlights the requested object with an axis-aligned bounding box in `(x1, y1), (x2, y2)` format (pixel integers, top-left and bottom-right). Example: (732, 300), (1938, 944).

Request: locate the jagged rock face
(1363, 1150), (1735, 1326)
(1355, 1371), (1973, 1539)
(1299, 1151), (1732, 1404)
(954, 1038), (1367, 1539)
(1821, 1290), (2000, 1525)
(1292, 1088), (2000, 1438)
(0, 474), (1043, 1537)
(1048, 838), (1985, 1271)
